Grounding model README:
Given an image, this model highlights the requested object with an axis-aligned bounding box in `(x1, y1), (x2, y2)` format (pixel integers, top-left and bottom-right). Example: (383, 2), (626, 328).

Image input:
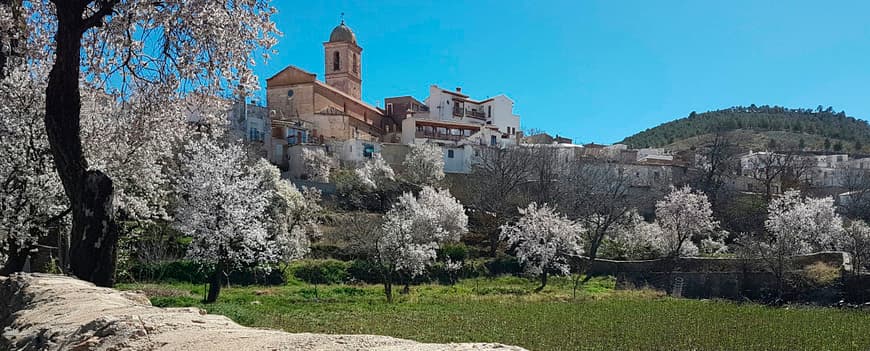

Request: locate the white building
(382, 85), (523, 174)
(228, 102), (268, 143)
(418, 85), (520, 136)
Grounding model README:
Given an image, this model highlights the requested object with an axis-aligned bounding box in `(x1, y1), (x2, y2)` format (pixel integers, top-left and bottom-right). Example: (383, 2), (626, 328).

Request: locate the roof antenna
(340, 12), (345, 25)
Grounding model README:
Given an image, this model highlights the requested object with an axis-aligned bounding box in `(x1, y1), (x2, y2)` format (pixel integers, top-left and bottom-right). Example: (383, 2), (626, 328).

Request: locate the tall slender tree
(15, 1), (278, 286)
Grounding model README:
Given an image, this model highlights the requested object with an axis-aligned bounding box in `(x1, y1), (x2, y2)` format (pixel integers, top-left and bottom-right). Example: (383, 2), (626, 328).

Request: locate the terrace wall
(579, 252), (852, 303)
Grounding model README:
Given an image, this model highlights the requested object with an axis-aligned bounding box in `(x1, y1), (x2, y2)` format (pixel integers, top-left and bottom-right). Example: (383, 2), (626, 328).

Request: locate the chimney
(456, 87), (462, 93)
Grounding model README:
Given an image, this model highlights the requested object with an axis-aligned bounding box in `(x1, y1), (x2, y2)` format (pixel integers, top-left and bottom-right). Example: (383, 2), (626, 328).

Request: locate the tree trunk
(581, 235), (604, 284)
(0, 238), (29, 275)
(488, 227), (500, 257)
(44, 3), (120, 287)
(206, 263), (224, 303)
(384, 281), (393, 303)
(535, 271), (548, 292)
(402, 279), (410, 295)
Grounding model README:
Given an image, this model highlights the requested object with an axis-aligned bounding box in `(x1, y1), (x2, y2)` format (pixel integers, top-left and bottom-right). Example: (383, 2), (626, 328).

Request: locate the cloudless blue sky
(254, 0), (870, 144)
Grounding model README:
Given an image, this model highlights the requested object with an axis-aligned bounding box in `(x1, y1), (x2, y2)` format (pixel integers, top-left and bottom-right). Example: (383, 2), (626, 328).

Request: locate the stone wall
(580, 252), (852, 303)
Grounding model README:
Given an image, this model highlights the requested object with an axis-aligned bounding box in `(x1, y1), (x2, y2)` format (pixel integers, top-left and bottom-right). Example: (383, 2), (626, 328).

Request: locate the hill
(621, 105), (870, 153)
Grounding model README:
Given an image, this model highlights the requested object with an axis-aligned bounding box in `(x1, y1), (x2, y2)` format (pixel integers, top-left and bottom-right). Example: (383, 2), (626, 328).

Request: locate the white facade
(327, 139), (381, 166)
(420, 85), (521, 136)
(636, 148), (673, 162)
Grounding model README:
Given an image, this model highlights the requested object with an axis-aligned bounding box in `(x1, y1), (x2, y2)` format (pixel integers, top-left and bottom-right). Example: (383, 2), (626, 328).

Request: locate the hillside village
(229, 21), (870, 215)
(3, 4), (870, 351)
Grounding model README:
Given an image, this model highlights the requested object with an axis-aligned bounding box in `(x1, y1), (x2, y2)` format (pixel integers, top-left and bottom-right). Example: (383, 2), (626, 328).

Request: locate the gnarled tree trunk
(44, 2), (120, 287)
(206, 262), (225, 303)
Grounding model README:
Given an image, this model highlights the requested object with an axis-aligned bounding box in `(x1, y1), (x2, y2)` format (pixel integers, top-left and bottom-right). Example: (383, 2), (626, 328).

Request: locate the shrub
(129, 260), (284, 285)
(801, 262), (841, 286)
(130, 261), (209, 284)
(308, 244), (354, 261)
(347, 259), (385, 284)
(485, 253), (522, 276)
(291, 259), (349, 285)
(438, 243), (469, 262)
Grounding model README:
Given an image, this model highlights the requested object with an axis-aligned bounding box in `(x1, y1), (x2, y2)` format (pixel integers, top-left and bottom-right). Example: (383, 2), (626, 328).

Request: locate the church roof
(329, 21), (356, 44)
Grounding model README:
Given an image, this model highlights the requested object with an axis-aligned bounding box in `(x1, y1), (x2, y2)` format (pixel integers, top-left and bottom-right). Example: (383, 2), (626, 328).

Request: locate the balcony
(466, 109), (486, 119)
(416, 131), (463, 141)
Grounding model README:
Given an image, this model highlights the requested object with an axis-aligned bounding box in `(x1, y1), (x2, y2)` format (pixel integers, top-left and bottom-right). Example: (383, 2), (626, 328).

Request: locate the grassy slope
(120, 277), (870, 351)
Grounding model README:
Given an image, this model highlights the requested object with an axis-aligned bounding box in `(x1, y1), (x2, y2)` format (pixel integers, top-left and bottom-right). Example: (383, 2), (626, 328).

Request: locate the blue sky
(253, 0), (870, 144)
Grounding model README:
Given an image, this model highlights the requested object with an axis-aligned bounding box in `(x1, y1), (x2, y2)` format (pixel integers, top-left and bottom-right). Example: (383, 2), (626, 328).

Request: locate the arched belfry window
(333, 51), (340, 71)
(352, 53), (358, 73)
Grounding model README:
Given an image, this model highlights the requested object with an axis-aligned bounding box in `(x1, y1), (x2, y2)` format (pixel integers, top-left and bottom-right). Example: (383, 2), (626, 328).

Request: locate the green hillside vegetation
(622, 105), (870, 152)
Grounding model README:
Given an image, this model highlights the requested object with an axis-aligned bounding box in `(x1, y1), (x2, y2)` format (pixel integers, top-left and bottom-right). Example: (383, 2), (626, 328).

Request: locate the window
(447, 150), (454, 158)
(437, 127), (447, 135)
(352, 53), (358, 73)
(490, 135), (497, 146)
(386, 103), (393, 116)
(333, 51), (340, 71)
(488, 106), (492, 118)
(463, 129), (472, 137)
(450, 128), (461, 136)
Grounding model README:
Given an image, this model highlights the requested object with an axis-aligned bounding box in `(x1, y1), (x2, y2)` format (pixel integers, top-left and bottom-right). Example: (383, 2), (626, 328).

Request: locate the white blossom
(0, 64), (67, 261)
(764, 190), (842, 254)
(252, 159), (321, 261)
(379, 187), (468, 278)
(402, 143), (444, 186)
(610, 211), (665, 259)
(654, 186), (718, 257)
(302, 148), (333, 183)
(174, 138), (275, 269)
(500, 203), (585, 277)
(840, 220), (870, 272)
(80, 88), (188, 222)
(356, 154), (395, 189)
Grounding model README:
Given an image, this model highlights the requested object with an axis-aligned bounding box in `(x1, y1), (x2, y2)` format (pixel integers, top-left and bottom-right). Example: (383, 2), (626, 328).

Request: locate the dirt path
(0, 274), (525, 351)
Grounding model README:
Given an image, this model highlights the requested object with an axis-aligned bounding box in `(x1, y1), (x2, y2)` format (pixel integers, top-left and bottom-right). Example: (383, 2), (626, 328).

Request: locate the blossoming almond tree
(764, 190), (842, 254)
(80, 88), (188, 224)
(356, 153), (396, 189)
(252, 159), (322, 262)
(0, 64), (68, 274)
(379, 186), (467, 300)
(11, 0), (278, 286)
(751, 190), (844, 297)
(654, 186), (719, 257)
(610, 210), (665, 260)
(841, 220), (870, 273)
(302, 148), (334, 183)
(174, 138), (273, 303)
(402, 143), (445, 186)
(500, 202), (585, 292)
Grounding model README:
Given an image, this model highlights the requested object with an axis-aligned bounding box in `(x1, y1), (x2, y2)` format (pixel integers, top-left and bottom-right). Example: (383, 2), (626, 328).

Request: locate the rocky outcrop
(0, 274), (525, 351)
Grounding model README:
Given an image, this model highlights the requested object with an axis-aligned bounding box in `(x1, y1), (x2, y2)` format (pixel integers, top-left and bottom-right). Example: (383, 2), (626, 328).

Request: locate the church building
(265, 20), (386, 164)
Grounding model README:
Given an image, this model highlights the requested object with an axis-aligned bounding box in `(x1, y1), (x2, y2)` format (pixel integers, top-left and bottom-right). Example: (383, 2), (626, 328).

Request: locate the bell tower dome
(324, 18), (362, 99)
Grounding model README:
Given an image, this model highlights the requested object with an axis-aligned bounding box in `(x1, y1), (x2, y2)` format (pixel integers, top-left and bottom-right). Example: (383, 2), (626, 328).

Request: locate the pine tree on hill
(622, 106), (870, 151)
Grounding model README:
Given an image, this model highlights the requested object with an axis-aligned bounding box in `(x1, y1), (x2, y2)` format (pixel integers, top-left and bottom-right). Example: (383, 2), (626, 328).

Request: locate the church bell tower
(324, 18), (362, 99)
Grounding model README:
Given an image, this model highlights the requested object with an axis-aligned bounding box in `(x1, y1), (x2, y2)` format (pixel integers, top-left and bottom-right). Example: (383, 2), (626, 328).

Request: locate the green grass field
(120, 276), (870, 351)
